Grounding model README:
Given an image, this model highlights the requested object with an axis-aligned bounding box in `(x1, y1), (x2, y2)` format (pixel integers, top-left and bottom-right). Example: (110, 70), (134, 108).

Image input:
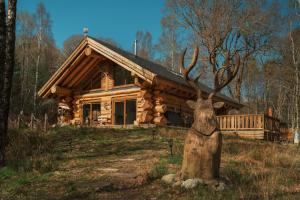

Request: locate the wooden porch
(217, 114), (282, 140)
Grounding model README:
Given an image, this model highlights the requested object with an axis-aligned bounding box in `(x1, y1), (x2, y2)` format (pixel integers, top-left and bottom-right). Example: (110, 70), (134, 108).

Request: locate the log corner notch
(132, 72), (152, 89)
(50, 85), (72, 97)
(153, 89), (167, 125)
(84, 46), (99, 58)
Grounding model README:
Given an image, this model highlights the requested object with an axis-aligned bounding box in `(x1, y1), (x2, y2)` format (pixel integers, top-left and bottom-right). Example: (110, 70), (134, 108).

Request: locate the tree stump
(180, 130), (222, 180)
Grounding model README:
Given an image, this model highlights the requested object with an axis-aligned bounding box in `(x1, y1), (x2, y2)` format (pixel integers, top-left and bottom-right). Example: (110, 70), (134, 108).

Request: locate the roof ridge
(88, 36), (241, 105)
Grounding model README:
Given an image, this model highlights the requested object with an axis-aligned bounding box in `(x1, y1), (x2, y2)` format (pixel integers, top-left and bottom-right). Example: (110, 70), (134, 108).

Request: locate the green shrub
(249, 148), (263, 161)
(6, 129), (57, 173)
(15, 175), (32, 185)
(223, 160), (251, 185)
(148, 159), (168, 180)
(0, 167), (15, 181)
(191, 185), (238, 200)
(223, 143), (240, 155)
(167, 154), (182, 165)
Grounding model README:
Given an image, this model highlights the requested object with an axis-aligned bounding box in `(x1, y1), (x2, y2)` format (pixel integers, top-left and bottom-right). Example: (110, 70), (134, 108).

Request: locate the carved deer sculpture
(179, 47), (240, 181)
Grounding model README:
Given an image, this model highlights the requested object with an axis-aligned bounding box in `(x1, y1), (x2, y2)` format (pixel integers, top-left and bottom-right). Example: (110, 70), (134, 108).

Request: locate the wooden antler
(179, 46), (201, 97)
(208, 50), (241, 99)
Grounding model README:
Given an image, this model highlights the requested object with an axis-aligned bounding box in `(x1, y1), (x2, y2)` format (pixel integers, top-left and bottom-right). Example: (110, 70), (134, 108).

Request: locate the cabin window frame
(113, 64), (134, 87)
(112, 96), (137, 125)
(81, 71), (102, 91)
(81, 101), (101, 126)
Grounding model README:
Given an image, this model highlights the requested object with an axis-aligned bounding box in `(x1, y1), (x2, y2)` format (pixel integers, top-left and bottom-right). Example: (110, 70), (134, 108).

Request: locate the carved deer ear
(186, 100), (196, 109)
(213, 102), (224, 109)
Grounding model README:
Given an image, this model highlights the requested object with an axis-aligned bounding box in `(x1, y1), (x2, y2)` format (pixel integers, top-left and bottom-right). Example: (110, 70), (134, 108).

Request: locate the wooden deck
(217, 114), (281, 140)
(82, 113), (287, 141)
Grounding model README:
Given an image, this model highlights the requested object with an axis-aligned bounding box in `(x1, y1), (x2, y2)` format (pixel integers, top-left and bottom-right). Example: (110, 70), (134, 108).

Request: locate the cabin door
(113, 99), (136, 125)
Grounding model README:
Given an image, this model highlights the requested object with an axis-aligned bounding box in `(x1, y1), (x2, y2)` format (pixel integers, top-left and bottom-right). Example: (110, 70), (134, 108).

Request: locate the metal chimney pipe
(134, 40), (138, 56)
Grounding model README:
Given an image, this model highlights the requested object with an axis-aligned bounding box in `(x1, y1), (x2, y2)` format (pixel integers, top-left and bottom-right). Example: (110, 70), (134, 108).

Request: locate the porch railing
(216, 114), (280, 133)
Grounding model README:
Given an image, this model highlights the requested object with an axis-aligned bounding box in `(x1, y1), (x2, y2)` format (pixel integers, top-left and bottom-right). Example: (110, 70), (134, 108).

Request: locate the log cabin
(38, 36), (242, 127)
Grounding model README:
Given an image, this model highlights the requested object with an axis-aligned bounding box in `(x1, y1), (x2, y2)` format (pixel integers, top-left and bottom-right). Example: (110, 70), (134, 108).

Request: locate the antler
(179, 46), (201, 97)
(208, 50), (241, 99)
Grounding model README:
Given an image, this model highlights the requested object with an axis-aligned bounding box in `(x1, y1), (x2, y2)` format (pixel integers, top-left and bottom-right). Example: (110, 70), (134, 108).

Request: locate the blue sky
(17, 0), (165, 50)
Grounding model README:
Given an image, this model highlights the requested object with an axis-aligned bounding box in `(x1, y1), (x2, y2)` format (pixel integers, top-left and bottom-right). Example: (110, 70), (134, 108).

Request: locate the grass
(148, 158), (168, 180)
(0, 126), (299, 199)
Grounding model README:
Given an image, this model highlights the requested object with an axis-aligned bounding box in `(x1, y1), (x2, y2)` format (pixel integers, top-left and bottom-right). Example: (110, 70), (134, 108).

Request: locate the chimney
(134, 40), (138, 56)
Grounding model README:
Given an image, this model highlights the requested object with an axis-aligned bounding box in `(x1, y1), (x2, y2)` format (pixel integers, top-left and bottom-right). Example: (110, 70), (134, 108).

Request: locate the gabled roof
(89, 37), (240, 106)
(38, 36), (241, 107)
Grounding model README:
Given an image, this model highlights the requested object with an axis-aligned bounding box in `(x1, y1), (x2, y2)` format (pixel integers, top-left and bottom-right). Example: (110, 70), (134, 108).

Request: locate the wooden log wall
(72, 98), (81, 124)
(136, 89), (153, 124)
(71, 86), (142, 125)
(137, 86), (193, 125)
(100, 97), (112, 124)
(153, 90), (167, 125)
(100, 64), (114, 90)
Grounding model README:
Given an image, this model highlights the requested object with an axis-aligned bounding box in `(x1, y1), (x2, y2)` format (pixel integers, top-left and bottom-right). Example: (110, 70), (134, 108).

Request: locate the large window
(82, 103), (101, 125)
(113, 65), (134, 86)
(84, 72), (101, 90)
(113, 99), (136, 125)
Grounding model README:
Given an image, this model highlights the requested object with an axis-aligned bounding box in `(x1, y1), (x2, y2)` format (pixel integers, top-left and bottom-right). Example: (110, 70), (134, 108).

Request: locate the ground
(0, 126), (300, 200)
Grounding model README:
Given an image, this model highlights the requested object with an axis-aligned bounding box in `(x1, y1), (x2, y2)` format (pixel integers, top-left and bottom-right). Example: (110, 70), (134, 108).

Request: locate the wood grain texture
(180, 130), (222, 180)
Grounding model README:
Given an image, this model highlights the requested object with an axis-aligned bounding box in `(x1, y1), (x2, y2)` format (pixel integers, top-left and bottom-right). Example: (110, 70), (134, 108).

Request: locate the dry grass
(0, 126), (299, 200)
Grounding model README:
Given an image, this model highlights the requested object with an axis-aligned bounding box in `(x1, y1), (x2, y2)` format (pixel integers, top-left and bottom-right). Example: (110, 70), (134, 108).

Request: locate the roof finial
(83, 27), (89, 37)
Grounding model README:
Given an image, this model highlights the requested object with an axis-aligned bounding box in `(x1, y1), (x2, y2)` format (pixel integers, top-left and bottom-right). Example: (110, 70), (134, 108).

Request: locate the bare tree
(135, 30), (153, 59)
(290, 25), (300, 143)
(155, 14), (182, 72)
(285, 0), (300, 143)
(33, 3), (52, 113)
(163, 0), (281, 102)
(10, 4), (60, 117)
(0, 0), (17, 166)
(62, 34), (83, 58)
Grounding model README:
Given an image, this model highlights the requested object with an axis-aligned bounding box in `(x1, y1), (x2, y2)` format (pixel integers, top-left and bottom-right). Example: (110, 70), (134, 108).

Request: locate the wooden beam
(85, 47), (92, 56)
(88, 38), (155, 83)
(69, 58), (100, 88)
(61, 57), (92, 86)
(80, 69), (101, 90)
(51, 85), (72, 96)
(85, 47), (101, 58)
(153, 116), (167, 124)
(38, 39), (88, 98)
(56, 50), (88, 85)
(154, 104), (167, 113)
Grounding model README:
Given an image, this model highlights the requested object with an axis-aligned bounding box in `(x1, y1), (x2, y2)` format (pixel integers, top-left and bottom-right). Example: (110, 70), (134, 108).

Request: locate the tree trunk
(33, 26), (41, 113)
(0, 0), (17, 166)
(0, 0), (7, 166)
(180, 130), (222, 180)
(234, 64), (245, 103)
(290, 21), (300, 144)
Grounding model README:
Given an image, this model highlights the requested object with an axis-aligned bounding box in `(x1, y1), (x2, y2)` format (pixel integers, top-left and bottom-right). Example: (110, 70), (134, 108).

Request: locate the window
(113, 65), (134, 86)
(92, 104), (100, 121)
(113, 99), (136, 125)
(82, 71), (102, 90)
(82, 103), (101, 125)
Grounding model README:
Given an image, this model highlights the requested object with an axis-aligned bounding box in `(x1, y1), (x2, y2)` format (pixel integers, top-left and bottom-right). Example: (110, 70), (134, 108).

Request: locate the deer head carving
(180, 47), (240, 136)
